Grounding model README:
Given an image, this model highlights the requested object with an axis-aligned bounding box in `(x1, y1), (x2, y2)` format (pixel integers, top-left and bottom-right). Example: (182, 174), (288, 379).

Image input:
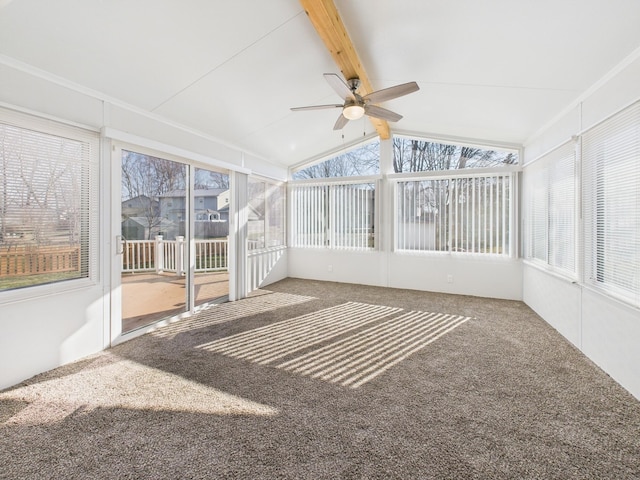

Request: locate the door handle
(116, 235), (126, 255)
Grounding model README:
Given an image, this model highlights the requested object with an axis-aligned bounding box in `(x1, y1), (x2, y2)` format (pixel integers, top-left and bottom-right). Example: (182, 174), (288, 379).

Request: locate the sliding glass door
(120, 150), (188, 333)
(115, 149), (230, 335)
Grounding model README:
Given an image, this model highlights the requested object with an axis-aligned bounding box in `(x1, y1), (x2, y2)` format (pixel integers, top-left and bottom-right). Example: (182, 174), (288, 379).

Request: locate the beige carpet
(2, 278), (640, 479)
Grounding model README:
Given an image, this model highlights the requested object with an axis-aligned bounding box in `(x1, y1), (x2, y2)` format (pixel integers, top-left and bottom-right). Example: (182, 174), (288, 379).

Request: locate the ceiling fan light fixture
(343, 104), (365, 120)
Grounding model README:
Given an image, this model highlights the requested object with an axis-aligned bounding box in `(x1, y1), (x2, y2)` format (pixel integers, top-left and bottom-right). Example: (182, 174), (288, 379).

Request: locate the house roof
(2, 1), (639, 167)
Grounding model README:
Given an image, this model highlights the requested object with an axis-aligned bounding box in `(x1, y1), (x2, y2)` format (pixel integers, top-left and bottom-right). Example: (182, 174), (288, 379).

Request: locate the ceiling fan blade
(363, 81), (419, 104)
(324, 73), (355, 100)
(364, 104), (403, 122)
(291, 104), (343, 111)
(333, 113), (349, 130)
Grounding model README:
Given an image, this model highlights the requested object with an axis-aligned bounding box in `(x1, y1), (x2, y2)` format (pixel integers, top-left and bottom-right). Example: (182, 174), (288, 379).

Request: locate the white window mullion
(472, 178), (476, 253)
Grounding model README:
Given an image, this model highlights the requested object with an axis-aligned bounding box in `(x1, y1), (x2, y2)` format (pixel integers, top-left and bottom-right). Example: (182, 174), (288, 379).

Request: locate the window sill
(0, 277), (98, 307)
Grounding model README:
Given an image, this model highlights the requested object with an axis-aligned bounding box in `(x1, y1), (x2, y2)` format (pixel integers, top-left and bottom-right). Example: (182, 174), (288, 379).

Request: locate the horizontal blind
(523, 141), (576, 276)
(524, 162), (548, 262)
(549, 143), (577, 274)
(0, 108), (99, 291)
(582, 101), (640, 305)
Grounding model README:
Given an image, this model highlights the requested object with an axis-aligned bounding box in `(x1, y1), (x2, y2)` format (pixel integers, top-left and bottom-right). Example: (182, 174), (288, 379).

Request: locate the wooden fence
(0, 245), (80, 277)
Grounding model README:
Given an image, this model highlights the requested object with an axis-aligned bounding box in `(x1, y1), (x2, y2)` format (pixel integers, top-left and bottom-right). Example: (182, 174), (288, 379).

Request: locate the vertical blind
(582, 101), (640, 305)
(290, 181), (375, 250)
(395, 174), (511, 255)
(0, 109), (99, 291)
(524, 141), (576, 276)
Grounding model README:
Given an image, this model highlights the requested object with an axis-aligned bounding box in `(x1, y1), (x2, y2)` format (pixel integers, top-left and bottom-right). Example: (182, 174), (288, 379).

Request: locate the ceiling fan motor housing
(347, 77), (361, 92)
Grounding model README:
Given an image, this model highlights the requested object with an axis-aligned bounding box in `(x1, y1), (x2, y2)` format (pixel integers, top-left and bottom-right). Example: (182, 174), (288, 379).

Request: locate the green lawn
(0, 272), (82, 291)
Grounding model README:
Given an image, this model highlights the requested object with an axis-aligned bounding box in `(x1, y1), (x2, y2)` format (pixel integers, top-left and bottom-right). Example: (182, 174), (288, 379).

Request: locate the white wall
(523, 51), (640, 400)
(0, 285), (106, 390)
(289, 249), (522, 300)
(0, 62), (287, 390)
(288, 249), (389, 288)
(388, 253), (522, 300)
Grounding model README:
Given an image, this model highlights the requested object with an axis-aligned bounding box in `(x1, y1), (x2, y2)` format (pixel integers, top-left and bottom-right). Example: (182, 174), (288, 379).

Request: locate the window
(393, 136), (518, 173)
(395, 173), (512, 255)
(290, 179), (376, 250)
(582, 101), (640, 305)
(0, 109), (99, 292)
(292, 139), (380, 179)
(248, 177), (285, 250)
(524, 141), (577, 276)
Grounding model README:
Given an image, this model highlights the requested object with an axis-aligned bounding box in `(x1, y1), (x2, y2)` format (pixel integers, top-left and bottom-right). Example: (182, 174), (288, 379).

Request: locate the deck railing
(122, 236), (228, 274)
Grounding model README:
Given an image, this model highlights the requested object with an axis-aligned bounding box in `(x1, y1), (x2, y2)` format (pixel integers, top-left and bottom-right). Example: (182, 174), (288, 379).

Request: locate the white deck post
(176, 235), (185, 275)
(155, 235), (164, 273)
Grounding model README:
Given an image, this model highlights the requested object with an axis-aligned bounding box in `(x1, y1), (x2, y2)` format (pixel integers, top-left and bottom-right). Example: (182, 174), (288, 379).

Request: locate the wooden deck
(121, 271), (229, 332)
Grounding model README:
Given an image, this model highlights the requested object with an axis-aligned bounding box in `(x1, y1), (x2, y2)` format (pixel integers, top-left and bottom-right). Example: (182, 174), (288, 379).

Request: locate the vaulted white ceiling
(1, 0), (639, 167)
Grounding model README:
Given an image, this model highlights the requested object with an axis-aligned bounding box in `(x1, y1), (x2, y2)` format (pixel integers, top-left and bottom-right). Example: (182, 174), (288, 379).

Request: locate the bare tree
(121, 151), (185, 200)
(293, 140), (380, 179)
(392, 138), (516, 173)
(121, 151), (186, 239)
(1, 124), (83, 248)
(194, 169), (229, 189)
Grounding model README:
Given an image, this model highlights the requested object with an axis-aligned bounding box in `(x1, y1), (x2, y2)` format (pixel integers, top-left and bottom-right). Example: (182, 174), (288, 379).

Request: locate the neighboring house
(157, 189), (231, 239)
(217, 189), (230, 210)
(158, 189), (229, 224)
(121, 195), (159, 220)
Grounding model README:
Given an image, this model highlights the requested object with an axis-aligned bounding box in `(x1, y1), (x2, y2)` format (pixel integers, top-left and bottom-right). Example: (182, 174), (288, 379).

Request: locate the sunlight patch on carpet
(152, 291), (316, 338)
(0, 358), (278, 426)
(196, 302), (402, 364)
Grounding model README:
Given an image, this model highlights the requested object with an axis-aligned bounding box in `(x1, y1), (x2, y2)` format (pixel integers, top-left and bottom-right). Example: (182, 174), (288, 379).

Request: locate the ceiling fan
(291, 73), (420, 130)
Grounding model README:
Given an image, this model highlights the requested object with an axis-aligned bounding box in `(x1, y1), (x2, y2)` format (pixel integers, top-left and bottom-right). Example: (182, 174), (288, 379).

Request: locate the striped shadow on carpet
(197, 302), (402, 364)
(197, 302), (471, 388)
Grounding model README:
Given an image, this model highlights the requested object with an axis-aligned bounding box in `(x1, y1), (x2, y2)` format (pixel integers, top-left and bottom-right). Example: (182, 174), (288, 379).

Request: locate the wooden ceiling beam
(299, 0), (391, 139)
